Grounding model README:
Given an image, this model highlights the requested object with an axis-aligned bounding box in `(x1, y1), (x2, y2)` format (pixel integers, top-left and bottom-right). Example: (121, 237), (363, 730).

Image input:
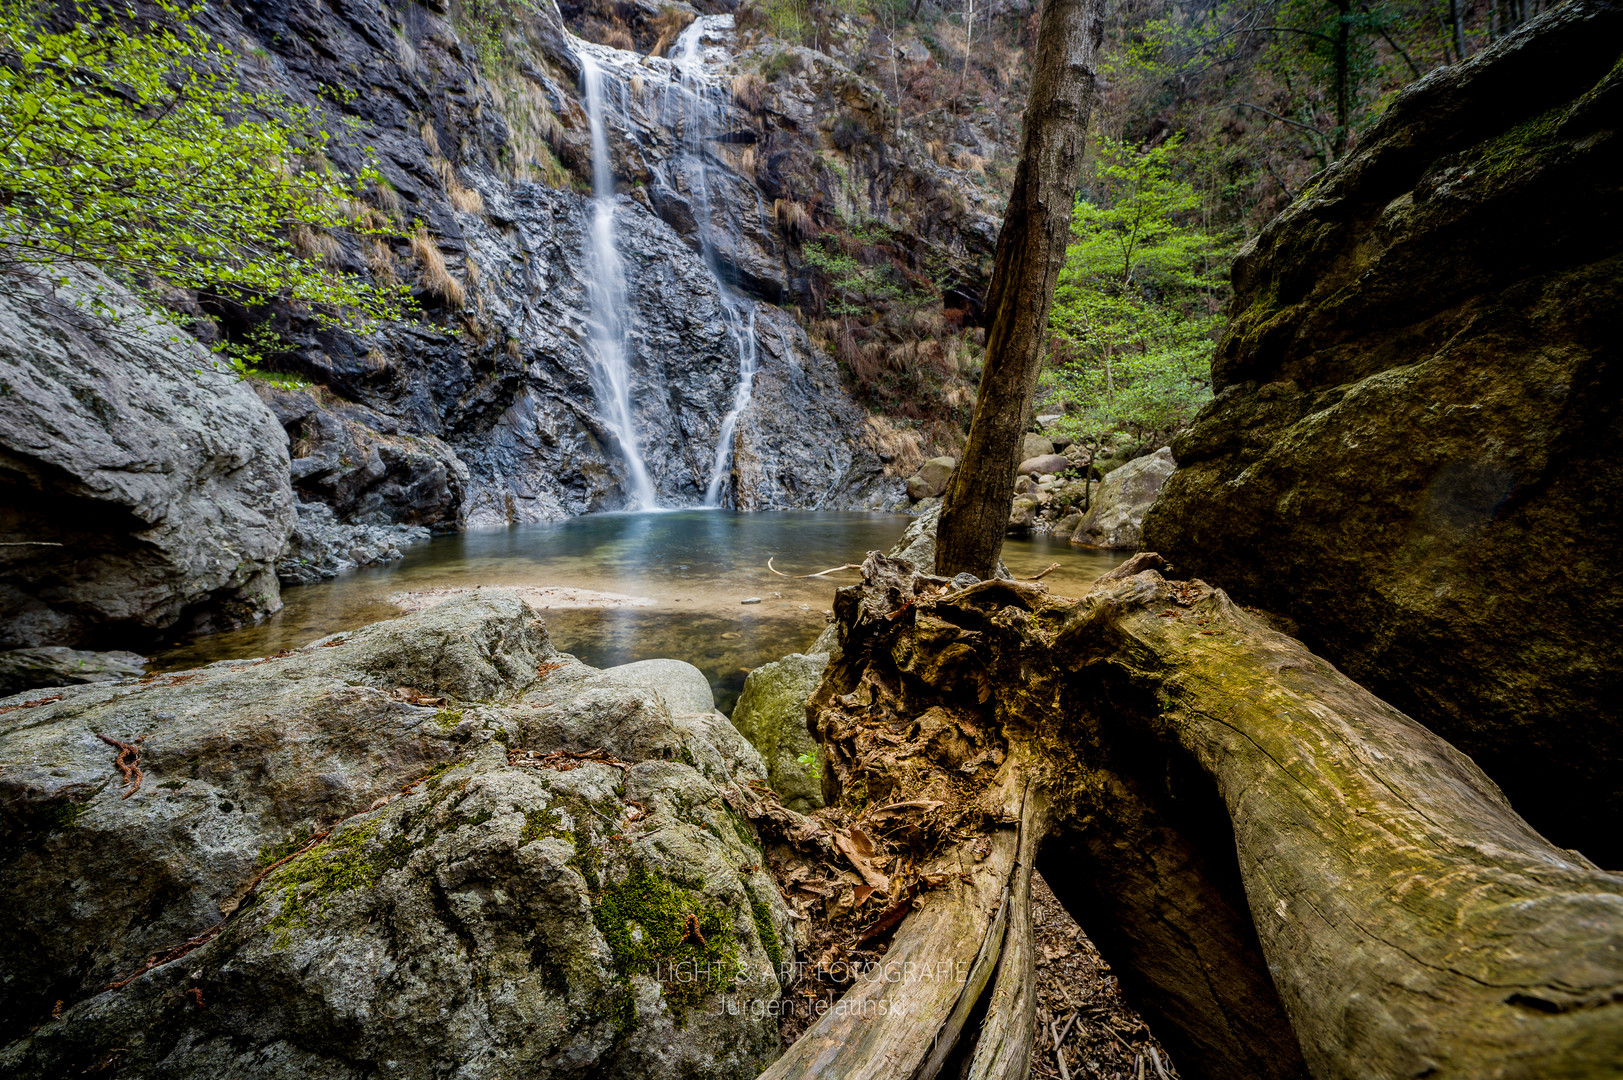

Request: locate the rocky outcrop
(1142, 1), (1623, 864)
(0, 593), (790, 1078)
(275, 502), (431, 586)
(0, 647), (145, 697)
(0, 270), (294, 650)
(731, 652), (829, 812)
(1073, 447), (1175, 550)
(258, 387), (468, 531)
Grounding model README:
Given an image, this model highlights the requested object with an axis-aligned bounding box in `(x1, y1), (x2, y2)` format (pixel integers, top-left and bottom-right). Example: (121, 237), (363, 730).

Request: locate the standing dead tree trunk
(756, 552), (1623, 1080)
(934, 0), (1101, 581)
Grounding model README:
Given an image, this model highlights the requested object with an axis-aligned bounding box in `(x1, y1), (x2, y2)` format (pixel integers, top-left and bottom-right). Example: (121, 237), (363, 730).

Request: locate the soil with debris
(1029, 872), (1181, 1080)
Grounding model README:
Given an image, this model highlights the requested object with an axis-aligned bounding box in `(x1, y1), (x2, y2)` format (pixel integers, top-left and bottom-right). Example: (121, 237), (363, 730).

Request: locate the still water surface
(154, 511), (1125, 713)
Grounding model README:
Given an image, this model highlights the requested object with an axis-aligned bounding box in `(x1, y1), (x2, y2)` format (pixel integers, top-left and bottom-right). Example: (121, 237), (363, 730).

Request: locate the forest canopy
(0, 0), (404, 350)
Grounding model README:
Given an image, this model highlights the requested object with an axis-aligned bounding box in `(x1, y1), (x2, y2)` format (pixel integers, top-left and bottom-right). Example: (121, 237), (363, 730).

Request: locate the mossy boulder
(1142, 1), (1623, 865)
(1072, 448), (1176, 550)
(0, 593), (791, 1079)
(731, 653), (830, 812)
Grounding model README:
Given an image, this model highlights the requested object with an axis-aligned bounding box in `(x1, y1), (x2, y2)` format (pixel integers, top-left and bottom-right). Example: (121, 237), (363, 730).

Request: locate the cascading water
(579, 53), (658, 510)
(666, 17), (761, 507)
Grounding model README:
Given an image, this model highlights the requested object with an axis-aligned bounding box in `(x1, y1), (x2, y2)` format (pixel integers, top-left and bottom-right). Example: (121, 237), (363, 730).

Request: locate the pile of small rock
(274, 501), (431, 586)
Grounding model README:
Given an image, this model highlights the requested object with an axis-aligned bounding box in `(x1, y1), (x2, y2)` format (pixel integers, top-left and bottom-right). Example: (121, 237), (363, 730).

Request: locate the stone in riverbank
(0, 647), (145, 697)
(275, 501), (430, 586)
(0, 593), (788, 1080)
(0, 268), (294, 649)
(1072, 448), (1176, 550)
(731, 653), (830, 812)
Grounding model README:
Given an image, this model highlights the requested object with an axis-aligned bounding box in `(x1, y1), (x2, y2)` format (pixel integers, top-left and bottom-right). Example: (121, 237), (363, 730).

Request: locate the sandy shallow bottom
(152, 511), (1126, 713)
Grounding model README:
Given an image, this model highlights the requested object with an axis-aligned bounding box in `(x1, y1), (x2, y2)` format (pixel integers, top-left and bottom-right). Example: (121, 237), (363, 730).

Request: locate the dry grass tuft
(864, 414), (925, 477)
(409, 224), (466, 307)
(420, 121), (441, 156)
(291, 224), (342, 267)
(774, 198), (814, 241)
(648, 6), (695, 56)
(732, 72), (767, 112)
(361, 237), (397, 286)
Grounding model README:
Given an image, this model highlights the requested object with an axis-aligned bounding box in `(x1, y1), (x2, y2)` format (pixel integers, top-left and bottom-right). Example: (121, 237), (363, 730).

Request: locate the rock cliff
(0, 270), (295, 648)
(1142, 0), (1623, 864)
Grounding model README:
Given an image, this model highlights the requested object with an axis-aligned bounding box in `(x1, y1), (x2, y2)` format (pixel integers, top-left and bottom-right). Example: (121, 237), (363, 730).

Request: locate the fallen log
(762, 551), (1623, 1080)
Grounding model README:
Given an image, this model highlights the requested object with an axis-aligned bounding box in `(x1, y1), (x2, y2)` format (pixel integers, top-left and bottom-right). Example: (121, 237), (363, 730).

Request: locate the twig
(1050, 1018), (1072, 1080)
(1054, 1009), (1078, 1046)
(96, 733), (143, 798)
(0, 541), (64, 546)
(805, 563), (861, 579)
(767, 557), (791, 577)
(1149, 1045), (1172, 1079)
(1021, 562), (1062, 581)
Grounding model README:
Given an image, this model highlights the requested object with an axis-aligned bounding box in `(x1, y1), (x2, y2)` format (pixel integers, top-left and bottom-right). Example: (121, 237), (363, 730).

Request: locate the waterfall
(667, 17), (760, 507)
(579, 53), (658, 510)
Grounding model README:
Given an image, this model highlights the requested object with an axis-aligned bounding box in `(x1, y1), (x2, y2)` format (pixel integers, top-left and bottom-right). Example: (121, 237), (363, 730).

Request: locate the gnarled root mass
(762, 551), (1623, 1080)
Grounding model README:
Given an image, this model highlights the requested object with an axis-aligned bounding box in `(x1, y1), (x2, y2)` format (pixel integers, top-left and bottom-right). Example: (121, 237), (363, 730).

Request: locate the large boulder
(0, 270), (294, 648)
(0, 594), (790, 1079)
(1020, 433), (1055, 461)
(1142, 1), (1623, 864)
(904, 455), (956, 501)
(275, 501), (431, 587)
(1017, 453), (1072, 477)
(731, 653), (830, 812)
(1072, 448), (1176, 550)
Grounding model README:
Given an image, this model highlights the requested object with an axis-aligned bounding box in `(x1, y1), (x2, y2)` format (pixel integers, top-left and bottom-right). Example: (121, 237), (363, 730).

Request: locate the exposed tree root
(758, 550), (1623, 1080)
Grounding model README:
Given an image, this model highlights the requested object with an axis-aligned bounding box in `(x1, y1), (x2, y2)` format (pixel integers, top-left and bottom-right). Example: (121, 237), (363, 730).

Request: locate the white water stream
(573, 17), (761, 509)
(666, 17), (761, 506)
(580, 52), (658, 510)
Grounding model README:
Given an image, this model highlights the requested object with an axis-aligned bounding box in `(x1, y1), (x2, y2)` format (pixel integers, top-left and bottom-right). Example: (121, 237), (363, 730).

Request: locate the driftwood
(761, 551), (1623, 1080)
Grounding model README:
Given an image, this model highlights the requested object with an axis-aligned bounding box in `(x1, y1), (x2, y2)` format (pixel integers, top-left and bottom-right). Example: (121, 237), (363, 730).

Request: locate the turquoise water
(154, 511), (1125, 713)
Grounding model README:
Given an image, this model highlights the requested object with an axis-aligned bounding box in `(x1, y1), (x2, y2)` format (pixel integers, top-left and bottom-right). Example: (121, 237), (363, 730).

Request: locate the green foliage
(796, 749), (823, 780)
(802, 229), (904, 319)
(1046, 135), (1229, 445)
(0, 0), (408, 352)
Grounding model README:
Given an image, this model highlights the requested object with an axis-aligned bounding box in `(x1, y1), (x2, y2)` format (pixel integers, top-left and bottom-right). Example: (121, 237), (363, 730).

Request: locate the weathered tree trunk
(759, 553), (1623, 1080)
(933, 0), (1100, 580)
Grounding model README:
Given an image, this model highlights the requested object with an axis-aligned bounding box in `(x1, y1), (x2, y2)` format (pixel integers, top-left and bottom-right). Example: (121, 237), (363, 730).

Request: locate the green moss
(745, 883), (783, 974)
(257, 833), (313, 866)
(521, 805), (564, 845)
(1474, 105), (1565, 182)
(262, 819), (389, 945)
(592, 866), (739, 1024)
(156, 779), (186, 790)
(433, 708), (465, 730)
(421, 760), (464, 790)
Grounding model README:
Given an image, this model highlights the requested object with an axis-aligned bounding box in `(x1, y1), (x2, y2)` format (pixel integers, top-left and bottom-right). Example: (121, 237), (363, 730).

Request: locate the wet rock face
(186, 0), (893, 522)
(0, 270), (294, 650)
(1142, 1), (1623, 863)
(259, 388), (468, 531)
(275, 501), (431, 586)
(0, 594), (790, 1079)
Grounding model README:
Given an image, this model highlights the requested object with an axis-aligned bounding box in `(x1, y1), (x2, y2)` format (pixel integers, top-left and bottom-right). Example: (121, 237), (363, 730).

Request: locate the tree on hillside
(1044, 134), (1229, 453)
(0, 0), (405, 364)
(933, 0), (1104, 580)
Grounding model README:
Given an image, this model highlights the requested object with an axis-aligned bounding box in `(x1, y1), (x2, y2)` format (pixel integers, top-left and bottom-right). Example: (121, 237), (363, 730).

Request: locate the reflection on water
(153, 511), (1126, 713)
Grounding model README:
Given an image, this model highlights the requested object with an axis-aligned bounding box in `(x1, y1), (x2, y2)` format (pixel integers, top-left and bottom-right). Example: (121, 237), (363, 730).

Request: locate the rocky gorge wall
(2, 0), (1014, 650)
(1143, 0), (1623, 864)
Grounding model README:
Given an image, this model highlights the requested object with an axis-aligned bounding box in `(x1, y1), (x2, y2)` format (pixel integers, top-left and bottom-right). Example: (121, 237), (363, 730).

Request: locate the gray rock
(905, 455), (956, 501)
(0, 647), (145, 697)
(0, 593), (790, 1079)
(1021, 434), (1056, 461)
(275, 501), (431, 586)
(730, 653), (829, 812)
(1072, 447), (1176, 550)
(1017, 453), (1072, 477)
(1052, 512), (1083, 541)
(0, 267), (294, 648)
(259, 387), (468, 531)
(1008, 495), (1039, 530)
